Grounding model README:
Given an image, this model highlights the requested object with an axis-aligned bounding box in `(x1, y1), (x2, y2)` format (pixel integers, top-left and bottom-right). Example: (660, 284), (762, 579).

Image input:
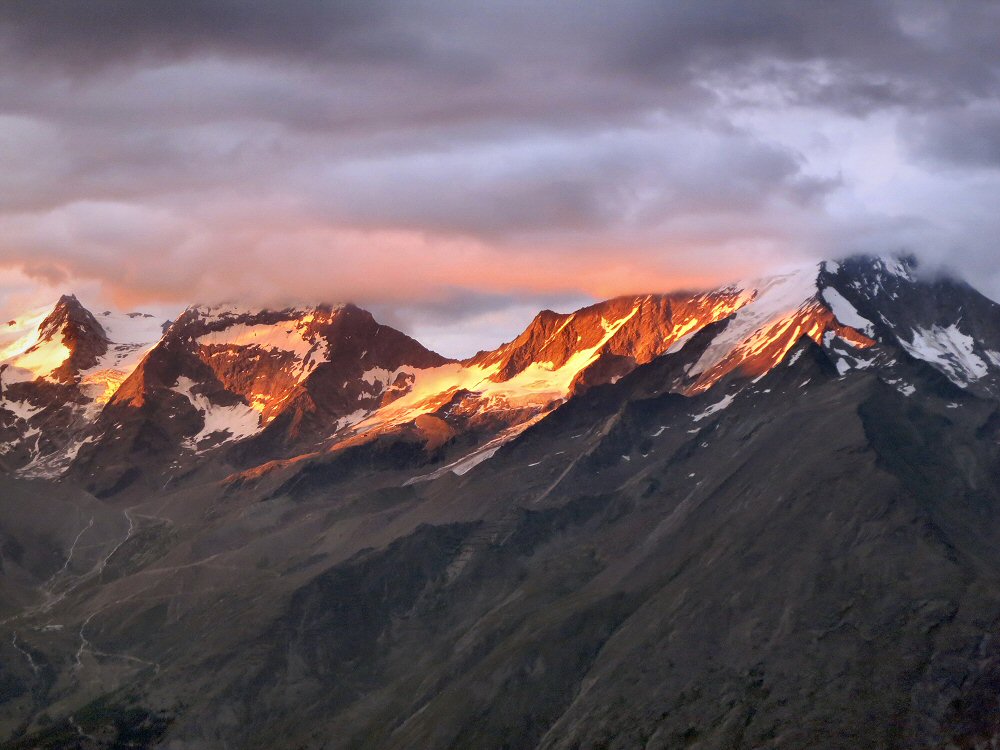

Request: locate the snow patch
(1, 397), (43, 421)
(881, 256), (913, 280)
(692, 394), (734, 422)
(196, 315), (334, 387)
(4, 335), (70, 382)
(360, 366), (413, 396)
(899, 324), (989, 385)
(0, 306), (52, 362)
(361, 367), (394, 386)
(97, 311), (165, 345)
(332, 409), (369, 433)
(665, 328), (697, 354)
(821, 287), (875, 336)
(173, 376), (262, 450)
(71, 310), (168, 404)
(197, 321), (324, 360)
(19, 434), (95, 479)
(452, 447), (500, 475)
(404, 414), (547, 485)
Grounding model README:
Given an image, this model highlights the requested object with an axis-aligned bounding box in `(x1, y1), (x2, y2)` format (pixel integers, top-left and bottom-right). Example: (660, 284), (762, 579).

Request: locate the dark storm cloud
(1, 0), (999, 351)
(0, 1), (421, 70)
(909, 108), (1000, 169)
(6, 1), (999, 110)
(614, 1), (1000, 108)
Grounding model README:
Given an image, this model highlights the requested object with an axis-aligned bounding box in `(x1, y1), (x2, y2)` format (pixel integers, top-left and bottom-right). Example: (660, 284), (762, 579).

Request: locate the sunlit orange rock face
(470, 290), (753, 394)
(196, 332), (314, 424)
(42, 296), (110, 382)
(77, 302), (455, 486)
(689, 300), (876, 393)
(78, 288), (793, 490)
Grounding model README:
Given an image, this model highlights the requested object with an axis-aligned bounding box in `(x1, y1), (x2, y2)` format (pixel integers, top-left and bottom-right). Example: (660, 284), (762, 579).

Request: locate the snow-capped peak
(185, 301), (345, 326)
(1, 295), (107, 385)
(819, 254), (1000, 393)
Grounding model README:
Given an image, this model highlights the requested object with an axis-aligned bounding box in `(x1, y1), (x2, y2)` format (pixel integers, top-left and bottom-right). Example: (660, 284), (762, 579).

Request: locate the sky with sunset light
(1, 1), (999, 357)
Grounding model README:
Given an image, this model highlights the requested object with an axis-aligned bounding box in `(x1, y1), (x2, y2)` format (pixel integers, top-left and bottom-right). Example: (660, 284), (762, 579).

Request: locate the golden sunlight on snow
(0, 309), (58, 377)
(352, 305), (643, 434)
(81, 369), (131, 405)
(7, 342), (71, 381)
(0, 310), (51, 357)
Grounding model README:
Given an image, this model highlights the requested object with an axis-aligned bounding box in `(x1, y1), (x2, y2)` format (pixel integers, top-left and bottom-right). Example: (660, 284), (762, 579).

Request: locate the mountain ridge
(2, 253), (999, 497)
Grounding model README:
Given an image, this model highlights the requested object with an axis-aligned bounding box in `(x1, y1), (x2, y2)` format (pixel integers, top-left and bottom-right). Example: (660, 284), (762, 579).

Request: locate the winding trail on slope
(92, 509), (136, 578)
(74, 598), (162, 677)
(11, 632), (39, 674)
(68, 714), (96, 743)
(3, 507), (140, 626)
(43, 516), (94, 592)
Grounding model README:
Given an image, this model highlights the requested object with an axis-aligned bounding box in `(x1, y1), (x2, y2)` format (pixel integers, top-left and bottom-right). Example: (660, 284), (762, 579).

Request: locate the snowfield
(900, 324), (990, 385)
(821, 286), (876, 336)
(173, 376), (262, 451)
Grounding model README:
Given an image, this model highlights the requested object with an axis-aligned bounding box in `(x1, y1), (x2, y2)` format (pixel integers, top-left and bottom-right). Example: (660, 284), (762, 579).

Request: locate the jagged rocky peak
(154, 301), (451, 420)
(40, 294), (111, 381)
(459, 259), (881, 398)
(0, 294), (169, 479)
(673, 262), (876, 393)
(510, 253), (1000, 398)
(0, 294), (109, 385)
(0, 294), (167, 391)
(818, 254), (1000, 395)
(171, 301), (445, 364)
(85, 300), (455, 482)
(38, 293), (107, 341)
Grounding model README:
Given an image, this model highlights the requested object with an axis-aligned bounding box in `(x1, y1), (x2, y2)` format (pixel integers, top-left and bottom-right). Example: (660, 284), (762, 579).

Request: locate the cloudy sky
(1, 1), (999, 355)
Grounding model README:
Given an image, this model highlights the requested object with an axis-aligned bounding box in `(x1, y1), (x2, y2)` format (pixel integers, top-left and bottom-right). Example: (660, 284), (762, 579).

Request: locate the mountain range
(2, 254), (1000, 748)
